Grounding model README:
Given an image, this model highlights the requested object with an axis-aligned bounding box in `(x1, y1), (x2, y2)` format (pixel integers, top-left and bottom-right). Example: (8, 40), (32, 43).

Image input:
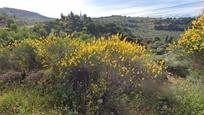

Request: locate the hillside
(0, 7), (54, 23)
(94, 15), (194, 39)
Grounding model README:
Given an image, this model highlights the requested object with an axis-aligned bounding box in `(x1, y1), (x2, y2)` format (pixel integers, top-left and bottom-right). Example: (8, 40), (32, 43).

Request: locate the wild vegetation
(0, 10), (204, 115)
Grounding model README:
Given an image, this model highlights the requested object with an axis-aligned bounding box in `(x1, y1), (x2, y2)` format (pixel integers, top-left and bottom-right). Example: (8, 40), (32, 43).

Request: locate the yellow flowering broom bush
(0, 34), (165, 114)
(0, 40), (41, 72)
(167, 12), (204, 115)
(171, 12), (204, 53)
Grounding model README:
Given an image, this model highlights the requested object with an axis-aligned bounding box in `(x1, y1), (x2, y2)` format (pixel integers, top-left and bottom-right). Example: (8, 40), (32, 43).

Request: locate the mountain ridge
(0, 7), (55, 23)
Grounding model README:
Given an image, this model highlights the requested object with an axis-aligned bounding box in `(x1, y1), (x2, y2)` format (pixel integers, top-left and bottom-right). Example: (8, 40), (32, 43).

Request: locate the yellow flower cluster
(1, 35), (163, 79)
(0, 34), (165, 114)
(171, 13), (204, 53)
(57, 35), (162, 78)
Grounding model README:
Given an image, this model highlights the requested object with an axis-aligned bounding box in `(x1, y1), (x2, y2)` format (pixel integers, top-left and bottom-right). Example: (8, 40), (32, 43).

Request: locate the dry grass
(0, 71), (25, 83)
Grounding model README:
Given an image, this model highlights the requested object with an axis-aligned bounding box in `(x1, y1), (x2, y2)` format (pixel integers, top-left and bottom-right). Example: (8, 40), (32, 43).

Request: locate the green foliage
(154, 17), (193, 31)
(0, 40), (41, 73)
(0, 35), (165, 114)
(7, 18), (18, 31)
(93, 15), (190, 38)
(13, 42), (41, 70)
(161, 13), (204, 115)
(93, 15), (193, 53)
(172, 80), (204, 115)
(71, 31), (94, 41)
(0, 88), (55, 115)
(32, 23), (48, 37)
(0, 10), (203, 115)
(35, 12), (133, 38)
(0, 26), (39, 46)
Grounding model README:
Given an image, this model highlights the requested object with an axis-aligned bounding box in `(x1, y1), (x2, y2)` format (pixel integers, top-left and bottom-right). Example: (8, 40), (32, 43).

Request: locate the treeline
(154, 17), (194, 31)
(34, 12), (132, 38)
(0, 12), (133, 46)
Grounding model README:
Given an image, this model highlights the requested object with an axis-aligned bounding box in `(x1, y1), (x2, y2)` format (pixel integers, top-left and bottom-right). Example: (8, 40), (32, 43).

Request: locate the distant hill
(0, 7), (54, 24)
(94, 15), (194, 39)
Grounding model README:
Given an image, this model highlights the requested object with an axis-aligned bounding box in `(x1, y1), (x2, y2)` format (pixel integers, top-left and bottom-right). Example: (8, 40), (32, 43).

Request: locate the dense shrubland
(0, 11), (204, 115)
(0, 35), (166, 114)
(166, 12), (204, 115)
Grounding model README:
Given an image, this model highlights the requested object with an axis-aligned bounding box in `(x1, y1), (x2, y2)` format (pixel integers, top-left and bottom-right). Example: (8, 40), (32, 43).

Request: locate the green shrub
(0, 35), (166, 114)
(12, 42), (41, 70)
(0, 41), (41, 72)
(172, 80), (204, 115)
(0, 88), (55, 115)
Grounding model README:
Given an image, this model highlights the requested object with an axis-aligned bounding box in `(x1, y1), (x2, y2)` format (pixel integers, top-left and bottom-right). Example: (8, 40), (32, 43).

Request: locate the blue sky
(0, 0), (203, 18)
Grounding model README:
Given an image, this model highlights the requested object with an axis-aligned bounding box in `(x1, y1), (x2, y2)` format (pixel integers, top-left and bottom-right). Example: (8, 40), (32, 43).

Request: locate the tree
(7, 18), (17, 31)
